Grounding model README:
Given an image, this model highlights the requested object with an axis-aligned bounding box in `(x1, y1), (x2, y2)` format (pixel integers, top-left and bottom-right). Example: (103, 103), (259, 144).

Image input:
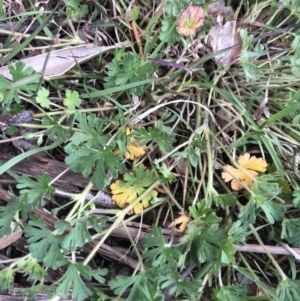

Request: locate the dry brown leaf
(206, 0), (234, 23)
(0, 42), (129, 80)
(0, 222), (23, 250)
(169, 212), (190, 233)
(222, 153), (268, 191)
(205, 0), (241, 64)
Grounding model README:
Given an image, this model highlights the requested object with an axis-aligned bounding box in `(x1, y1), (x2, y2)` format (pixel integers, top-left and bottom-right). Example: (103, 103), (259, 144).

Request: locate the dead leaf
(169, 212), (190, 232)
(222, 153), (268, 191)
(206, 0), (234, 23)
(0, 42), (129, 80)
(177, 5), (204, 36)
(0, 222), (23, 250)
(125, 128), (146, 160)
(205, 0), (241, 64)
(110, 179), (157, 214)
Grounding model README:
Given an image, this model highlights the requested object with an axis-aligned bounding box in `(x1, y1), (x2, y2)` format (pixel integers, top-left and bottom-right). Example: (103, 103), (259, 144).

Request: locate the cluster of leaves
(64, 112), (126, 190)
(0, 208), (108, 301)
(104, 53), (156, 96)
(109, 202), (248, 300)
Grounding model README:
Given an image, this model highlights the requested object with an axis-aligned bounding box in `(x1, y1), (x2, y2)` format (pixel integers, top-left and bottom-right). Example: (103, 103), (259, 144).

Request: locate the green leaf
(239, 29), (266, 81)
(228, 221), (248, 244)
(136, 281), (164, 301)
(42, 115), (69, 141)
(124, 164), (156, 188)
(281, 218), (300, 246)
(88, 216), (107, 233)
(213, 285), (248, 301)
(109, 269), (158, 301)
(278, 178), (292, 202)
(90, 268), (108, 283)
(292, 35), (300, 51)
(64, 0), (88, 20)
(104, 53), (156, 96)
(55, 220), (71, 235)
(0, 194), (32, 237)
(56, 263), (92, 301)
(292, 48), (300, 77)
(64, 113), (125, 190)
(159, 17), (181, 44)
(22, 284), (54, 299)
(142, 227), (181, 269)
(36, 87), (51, 108)
(220, 237), (236, 265)
(9, 61), (35, 81)
(62, 220), (93, 251)
(0, 75), (17, 105)
(129, 5), (140, 21)
(252, 173), (283, 205)
(18, 254), (47, 280)
(189, 202), (222, 224)
(156, 163), (176, 184)
(172, 140), (206, 168)
(159, 272), (201, 300)
(63, 89), (81, 110)
(134, 127), (176, 153)
(66, 145), (125, 190)
(8, 61), (38, 91)
(276, 279), (300, 301)
(260, 200), (285, 224)
(292, 189), (300, 207)
(0, 268), (14, 289)
(109, 274), (136, 295)
(17, 174), (55, 207)
(214, 193), (236, 209)
(64, 112), (109, 152)
(238, 199), (256, 224)
(187, 147), (201, 167)
(1, 62), (39, 104)
(181, 224), (226, 264)
(25, 215), (66, 269)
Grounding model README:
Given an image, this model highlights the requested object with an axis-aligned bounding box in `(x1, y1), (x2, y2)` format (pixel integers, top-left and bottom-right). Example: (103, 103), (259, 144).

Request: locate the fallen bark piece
(0, 153), (96, 192)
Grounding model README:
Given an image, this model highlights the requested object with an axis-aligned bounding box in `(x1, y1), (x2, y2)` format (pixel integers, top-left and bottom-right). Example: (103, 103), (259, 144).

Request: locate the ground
(0, 0), (300, 300)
